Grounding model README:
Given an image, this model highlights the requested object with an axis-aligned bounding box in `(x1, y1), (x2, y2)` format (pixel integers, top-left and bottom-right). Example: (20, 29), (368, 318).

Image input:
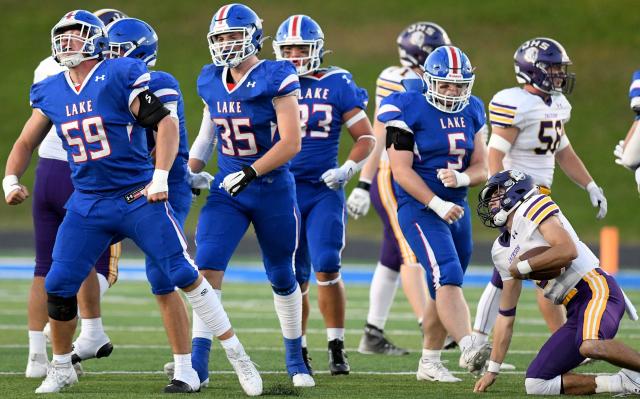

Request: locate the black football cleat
(358, 324), (409, 356)
(163, 379), (199, 393)
(328, 339), (350, 375)
(301, 347), (314, 376)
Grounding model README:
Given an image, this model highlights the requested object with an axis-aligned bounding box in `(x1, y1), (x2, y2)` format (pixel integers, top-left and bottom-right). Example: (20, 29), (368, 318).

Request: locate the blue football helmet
(514, 37), (575, 95)
(107, 18), (158, 67)
(93, 8), (128, 26)
(423, 45), (475, 113)
(51, 10), (109, 68)
(273, 15), (325, 75)
(207, 3), (263, 67)
(397, 22), (451, 68)
(477, 170), (538, 228)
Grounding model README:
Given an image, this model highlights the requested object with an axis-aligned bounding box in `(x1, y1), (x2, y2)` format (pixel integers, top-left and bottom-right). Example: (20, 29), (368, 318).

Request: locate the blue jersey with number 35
(29, 58), (153, 193)
(290, 67), (368, 182)
(197, 60), (300, 176)
(377, 91), (486, 205)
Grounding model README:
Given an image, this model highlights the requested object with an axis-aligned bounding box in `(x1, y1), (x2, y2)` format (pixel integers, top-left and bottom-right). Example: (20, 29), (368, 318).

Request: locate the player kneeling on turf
(472, 170), (640, 395)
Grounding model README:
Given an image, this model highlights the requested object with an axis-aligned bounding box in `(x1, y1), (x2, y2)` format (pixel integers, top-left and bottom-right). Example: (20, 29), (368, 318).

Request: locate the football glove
(187, 167), (215, 190)
(321, 160), (356, 190)
(586, 181), (607, 219)
(613, 140), (631, 170)
(222, 166), (257, 197)
(636, 168), (640, 195)
(346, 182), (371, 219)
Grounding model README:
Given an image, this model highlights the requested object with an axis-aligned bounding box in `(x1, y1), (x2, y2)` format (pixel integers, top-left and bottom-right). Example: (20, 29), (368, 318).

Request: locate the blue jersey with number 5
(29, 58), (153, 193)
(290, 67), (368, 182)
(377, 91), (486, 205)
(197, 60), (300, 176)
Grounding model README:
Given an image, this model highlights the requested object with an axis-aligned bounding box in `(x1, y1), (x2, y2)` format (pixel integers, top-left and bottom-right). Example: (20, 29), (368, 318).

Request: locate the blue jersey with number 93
(197, 60), (300, 176)
(377, 91), (486, 205)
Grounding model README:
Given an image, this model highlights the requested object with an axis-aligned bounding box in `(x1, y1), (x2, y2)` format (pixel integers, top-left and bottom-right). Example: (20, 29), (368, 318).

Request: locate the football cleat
(225, 345), (263, 396)
(328, 339), (350, 375)
(358, 324), (409, 356)
(163, 379), (199, 394)
(417, 359), (461, 382)
(163, 362), (209, 389)
(26, 353), (49, 378)
(619, 368), (640, 395)
(301, 347), (314, 376)
(443, 336), (458, 350)
(34, 360), (78, 393)
(459, 341), (492, 375)
(292, 373), (315, 388)
(71, 335), (113, 364)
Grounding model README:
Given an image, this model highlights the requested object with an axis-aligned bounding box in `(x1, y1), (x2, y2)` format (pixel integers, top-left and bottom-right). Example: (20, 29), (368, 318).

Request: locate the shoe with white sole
(459, 341), (492, 375)
(225, 345), (263, 396)
(163, 362), (209, 389)
(416, 359), (461, 382)
(619, 368), (640, 395)
(26, 353), (49, 378)
(292, 373), (315, 387)
(34, 360), (77, 393)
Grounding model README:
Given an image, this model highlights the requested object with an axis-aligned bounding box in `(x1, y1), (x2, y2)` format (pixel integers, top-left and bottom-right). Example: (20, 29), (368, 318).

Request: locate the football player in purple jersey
(273, 14), (375, 375)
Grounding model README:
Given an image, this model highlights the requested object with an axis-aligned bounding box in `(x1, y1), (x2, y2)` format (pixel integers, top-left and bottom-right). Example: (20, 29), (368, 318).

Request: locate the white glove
(146, 169), (169, 196)
(2, 175), (21, 199)
(586, 181), (607, 219)
(614, 140), (626, 167)
(188, 167), (214, 190)
(222, 166), (257, 197)
(427, 195), (463, 224)
(636, 168), (640, 194)
(347, 182), (371, 219)
(437, 168), (471, 188)
(321, 160), (356, 190)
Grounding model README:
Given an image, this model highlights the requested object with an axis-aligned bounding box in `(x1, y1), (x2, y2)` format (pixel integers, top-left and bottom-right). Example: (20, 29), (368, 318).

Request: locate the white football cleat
(225, 345), (263, 396)
(459, 341), (492, 375)
(619, 368), (640, 395)
(292, 373), (315, 387)
(163, 361), (209, 389)
(26, 353), (49, 378)
(417, 359), (461, 382)
(71, 334), (113, 363)
(34, 360), (77, 393)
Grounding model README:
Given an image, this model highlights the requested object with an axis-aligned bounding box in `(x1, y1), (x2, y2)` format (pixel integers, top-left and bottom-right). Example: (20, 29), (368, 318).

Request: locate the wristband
(516, 259), (532, 274)
(356, 179), (372, 191)
(2, 175), (20, 198)
(487, 360), (501, 374)
(456, 171), (471, 187)
(147, 169), (169, 196)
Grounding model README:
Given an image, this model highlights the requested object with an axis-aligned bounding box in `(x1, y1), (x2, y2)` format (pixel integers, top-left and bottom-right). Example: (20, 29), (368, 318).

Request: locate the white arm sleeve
(189, 107), (216, 164)
(622, 122), (640, 169)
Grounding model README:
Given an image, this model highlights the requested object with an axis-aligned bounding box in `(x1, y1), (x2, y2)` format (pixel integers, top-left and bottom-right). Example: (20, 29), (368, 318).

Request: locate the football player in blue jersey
(614, 70), (640, 191)
(26, 8), (128, 379)
(273, 14), (375, 376)
(379, 45), (491, 381)
(186, 3), (314, 388)
(3, 10), (259, 394)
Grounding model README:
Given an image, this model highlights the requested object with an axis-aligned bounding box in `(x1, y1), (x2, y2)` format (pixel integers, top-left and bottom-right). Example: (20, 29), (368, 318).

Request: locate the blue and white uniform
(378, 91), (486, 298)
(31, 58), (198, 297)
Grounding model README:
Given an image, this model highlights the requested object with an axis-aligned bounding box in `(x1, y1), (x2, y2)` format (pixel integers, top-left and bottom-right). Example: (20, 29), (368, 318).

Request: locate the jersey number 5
(60, 116), (111, 163)
(535, 120), (563, 155)
(447, 132), (467, 170)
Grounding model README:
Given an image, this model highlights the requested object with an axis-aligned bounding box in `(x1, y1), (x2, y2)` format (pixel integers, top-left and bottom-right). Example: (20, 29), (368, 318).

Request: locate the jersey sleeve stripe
(489, 101), (517, 110)
(376, 87), (394, 98)
(132, 73), (151, 88)
(533, 205), (559, 224)
(489, 115), (514, 125)
(489, 104), (516, 116)
(376, 79), (404, 92)
(530, 200), (558, 222)
(490, 121), (512, 128)
(153, 88), (179, 98)
(377, 103), (401, 115)
(630, 79), (640, 92)
(278, 74), (299, 93)
(489, 109), (515, 119)
(526, 197), (556, 221)
(523, 195), (550, 219)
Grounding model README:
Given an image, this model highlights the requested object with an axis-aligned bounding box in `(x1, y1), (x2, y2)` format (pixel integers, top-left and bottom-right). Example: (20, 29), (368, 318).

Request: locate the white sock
(367, 263), (400, 330)
(28, 331), (46, 355)
(472, 331), (489, 345)
(184, 279), (231, 338)
(96, 273), (109, 300)
(301, 334), (307, 348)
(473, 282), (501, 335)
(327, 328), (345, 342)
(422, 349), (441, 362)
(173, 353), (192, 381)
(52, 353), (71, 364)
(595, 374), (623, 393)
(459, 335), (473, 352)
(192, 289), (221, 340)
(273, 285), (302, 339)
(78, 317), (106, 342)
(220, 334), (241, 352)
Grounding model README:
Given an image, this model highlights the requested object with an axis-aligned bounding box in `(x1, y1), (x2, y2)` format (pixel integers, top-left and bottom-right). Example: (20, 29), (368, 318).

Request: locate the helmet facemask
(537, 62), (575, 95)
(424, 74), (474, 113)
(207, 26), (257, 68)
(52, 22), (105, 68)
(108, 41), (157, 67)
(273, 39), (323, 75)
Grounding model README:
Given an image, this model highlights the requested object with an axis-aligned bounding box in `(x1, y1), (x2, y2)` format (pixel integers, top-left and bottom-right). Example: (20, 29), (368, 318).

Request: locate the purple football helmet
(93, 8), (128, 26)
(514, 37), (575, 95)
(397, 22), (451, 68)
(477, 170), (538, 228)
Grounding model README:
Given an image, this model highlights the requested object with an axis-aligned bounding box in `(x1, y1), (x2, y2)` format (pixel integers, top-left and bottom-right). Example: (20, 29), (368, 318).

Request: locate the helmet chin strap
(492, 187), (539, 227)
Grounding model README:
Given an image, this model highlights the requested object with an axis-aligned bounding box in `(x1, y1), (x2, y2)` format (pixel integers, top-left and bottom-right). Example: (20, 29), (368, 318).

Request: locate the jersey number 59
(60, 116), (111, 163)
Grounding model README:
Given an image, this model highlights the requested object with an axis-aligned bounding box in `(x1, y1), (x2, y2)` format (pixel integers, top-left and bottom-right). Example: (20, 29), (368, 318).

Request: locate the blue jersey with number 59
(29, 58), (153, 193)
(377, 91), (486, 205)
(290, 67), (368, 182)
(197, 60), (300, 176)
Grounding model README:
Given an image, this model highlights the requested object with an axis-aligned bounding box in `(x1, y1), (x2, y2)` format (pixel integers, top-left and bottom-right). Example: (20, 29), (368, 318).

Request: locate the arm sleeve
(189, 106), (216, 164)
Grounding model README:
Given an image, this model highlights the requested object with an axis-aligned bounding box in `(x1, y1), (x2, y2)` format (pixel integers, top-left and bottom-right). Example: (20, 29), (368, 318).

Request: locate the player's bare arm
(474, 278), (522, 393)
(251, 94), (301, 175)
(357, 106), (385, 183)
(4, 110), (52, 205)
(509, 216), (577, 279)
(487, 125), (518, 176)
(438, 131), (488, 188)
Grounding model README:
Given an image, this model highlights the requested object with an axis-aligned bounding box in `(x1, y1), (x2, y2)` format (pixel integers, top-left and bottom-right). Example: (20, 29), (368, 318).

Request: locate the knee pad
(47, 294), (77, 321)
(524, 376), (561, 395)
(267, 265), (297, 294)
(316, 273), (342, 286)
(170, 261), (199, 289)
